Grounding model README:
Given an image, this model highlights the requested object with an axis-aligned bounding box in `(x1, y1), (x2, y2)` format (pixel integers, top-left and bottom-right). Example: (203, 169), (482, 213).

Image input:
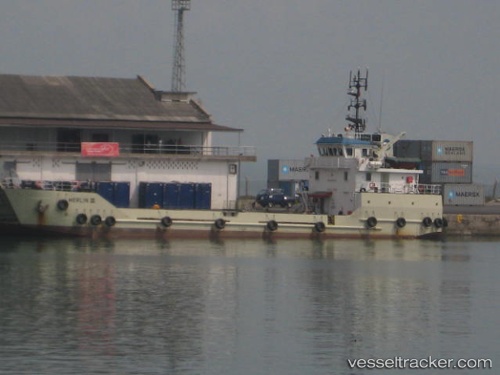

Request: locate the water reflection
(0, 237), (496, 375)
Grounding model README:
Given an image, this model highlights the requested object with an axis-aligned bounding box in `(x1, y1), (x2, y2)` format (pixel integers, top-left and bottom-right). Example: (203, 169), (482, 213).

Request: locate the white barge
(0, 71), (444, 239)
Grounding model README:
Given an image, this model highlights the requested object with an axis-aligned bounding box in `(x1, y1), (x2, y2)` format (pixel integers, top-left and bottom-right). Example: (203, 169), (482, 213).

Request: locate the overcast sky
(1, 1), (499, 186)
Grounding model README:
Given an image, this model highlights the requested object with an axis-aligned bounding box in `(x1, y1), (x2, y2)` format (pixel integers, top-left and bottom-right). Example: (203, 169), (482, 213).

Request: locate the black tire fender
(90, 215), (102, 226)
(161, 216), (173, 227)
(434, 218), (444, 228)
(57, 199), (69, 211)
(366, 216), (377, 228)
(396, 217), (406, 228)
(422, 217), (433, 228)
(214, 218), (226, 230)
(266, 220), (278, 232)
(105, 216), (116, 227)
(76, 213), (88, 225)
(314, 221), (326, 233)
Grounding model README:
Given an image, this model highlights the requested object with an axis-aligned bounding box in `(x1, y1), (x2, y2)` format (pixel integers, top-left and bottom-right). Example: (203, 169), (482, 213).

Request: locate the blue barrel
(163, 183), (180, 209)
(96, 182), (115, 204)
(113, 182), (130, 208)
(195, 183), (212, 209)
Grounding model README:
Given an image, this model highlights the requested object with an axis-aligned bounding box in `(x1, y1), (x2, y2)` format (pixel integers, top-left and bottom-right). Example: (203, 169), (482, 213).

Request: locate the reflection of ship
(0, 71), (443, 239)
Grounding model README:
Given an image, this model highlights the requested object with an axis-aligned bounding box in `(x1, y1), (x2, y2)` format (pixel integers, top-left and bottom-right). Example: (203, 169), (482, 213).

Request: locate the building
(0, 74), (255, 209)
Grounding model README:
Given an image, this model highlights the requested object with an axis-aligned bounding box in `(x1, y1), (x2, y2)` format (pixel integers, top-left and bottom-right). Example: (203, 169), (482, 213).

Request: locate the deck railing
(0, 141), (256, 158)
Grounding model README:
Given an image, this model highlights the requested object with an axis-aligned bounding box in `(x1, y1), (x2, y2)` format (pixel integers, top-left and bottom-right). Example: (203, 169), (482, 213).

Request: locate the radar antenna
(345, 69), (368, 135)
(171, 0), (191, 92)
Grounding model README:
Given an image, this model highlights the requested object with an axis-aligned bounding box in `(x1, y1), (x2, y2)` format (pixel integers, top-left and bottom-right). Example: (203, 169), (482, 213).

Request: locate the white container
(443, 184), (484, 206)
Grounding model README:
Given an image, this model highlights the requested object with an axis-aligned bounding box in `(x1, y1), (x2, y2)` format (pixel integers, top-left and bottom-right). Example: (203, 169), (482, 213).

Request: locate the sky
(0, 0), (499, 189)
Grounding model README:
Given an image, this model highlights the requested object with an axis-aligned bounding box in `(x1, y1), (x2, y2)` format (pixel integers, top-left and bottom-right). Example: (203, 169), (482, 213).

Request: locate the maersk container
(139, 182), (164, 208)
(113, 182), (130, 208)
(194, 183), (212, 209)
(443, 184), (484, 206)
(430, 162), (472, 184)
(431, 141), (473, 162)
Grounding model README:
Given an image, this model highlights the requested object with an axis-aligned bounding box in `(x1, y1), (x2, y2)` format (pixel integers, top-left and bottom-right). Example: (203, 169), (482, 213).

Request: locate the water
(0, 237), (498, 375)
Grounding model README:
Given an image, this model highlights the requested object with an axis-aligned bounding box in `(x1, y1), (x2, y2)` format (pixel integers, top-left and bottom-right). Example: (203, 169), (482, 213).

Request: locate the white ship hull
(0, 187), (443, 239)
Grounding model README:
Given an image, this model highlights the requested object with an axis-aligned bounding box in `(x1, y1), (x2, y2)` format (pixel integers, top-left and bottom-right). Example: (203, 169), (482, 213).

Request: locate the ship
(0, 71), (444, 239)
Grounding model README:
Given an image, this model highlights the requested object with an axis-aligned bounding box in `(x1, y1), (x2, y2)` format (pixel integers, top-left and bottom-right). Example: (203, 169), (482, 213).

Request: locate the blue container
(163, 183), (180, 209)
(113, 182), (130, 208)
(139, 182), (164, 208)
(96, 182), (115, 204)
(195, 183), (212, 209)
(179, 183), (195, 209)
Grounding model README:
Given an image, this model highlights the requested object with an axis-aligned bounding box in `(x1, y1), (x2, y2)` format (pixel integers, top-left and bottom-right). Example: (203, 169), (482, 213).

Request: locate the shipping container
(139, 182), (164, 208)
(393, 140), (425, 159)
(179, 183), (195, 209)
(163, 182), (180, 209)
(96, 181), (115, 204)
(430, 161), (473, 184)
(113, 182), (130, 208)
(443, 184), (484, 206)
(431, 141), (473, 162)
(194, 183), (212, 209)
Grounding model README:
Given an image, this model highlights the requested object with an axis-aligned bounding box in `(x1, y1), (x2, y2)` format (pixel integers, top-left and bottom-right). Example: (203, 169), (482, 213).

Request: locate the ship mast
(345, 69), (368, 136)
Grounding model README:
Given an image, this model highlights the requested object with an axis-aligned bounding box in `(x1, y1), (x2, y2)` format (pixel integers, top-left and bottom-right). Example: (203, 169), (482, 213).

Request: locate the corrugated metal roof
(0, 74), (241, 132)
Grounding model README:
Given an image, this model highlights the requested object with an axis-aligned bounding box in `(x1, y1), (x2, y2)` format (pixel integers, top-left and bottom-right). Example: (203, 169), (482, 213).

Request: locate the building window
(366, 172), (372, 181)
(57, 129), (81, 152)
(344, 171), (348, 181)
(315, 171), (320, 180)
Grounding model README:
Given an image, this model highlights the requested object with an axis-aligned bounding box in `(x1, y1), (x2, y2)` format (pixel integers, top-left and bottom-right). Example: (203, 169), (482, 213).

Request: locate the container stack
(138, 182), (211, 209)
(394, 140), (484, 206)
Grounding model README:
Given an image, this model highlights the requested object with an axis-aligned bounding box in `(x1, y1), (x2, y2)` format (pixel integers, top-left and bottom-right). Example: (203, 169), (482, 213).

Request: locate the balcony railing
(0, 141), (256, 158)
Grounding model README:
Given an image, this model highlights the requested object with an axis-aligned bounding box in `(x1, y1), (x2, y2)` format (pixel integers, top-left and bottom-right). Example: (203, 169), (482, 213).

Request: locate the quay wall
(444, 214), (500, 237)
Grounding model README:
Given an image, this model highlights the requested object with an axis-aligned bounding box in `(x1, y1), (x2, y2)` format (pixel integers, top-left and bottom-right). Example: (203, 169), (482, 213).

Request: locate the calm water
(0, 236), (498, 375)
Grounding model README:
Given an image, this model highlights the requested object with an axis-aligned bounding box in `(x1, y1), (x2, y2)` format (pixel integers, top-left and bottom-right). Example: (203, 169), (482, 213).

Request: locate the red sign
(81, 142), (119, 157)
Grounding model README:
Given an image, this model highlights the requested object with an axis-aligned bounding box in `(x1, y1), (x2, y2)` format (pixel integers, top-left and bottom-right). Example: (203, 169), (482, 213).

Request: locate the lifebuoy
(422, 217), (433, 227)
(314, 221), (326, 233)
(214, 218), (226, 230)
(434, 218), (444, 228)
(57, 199), (69, 211)
(105, 216), (116, 227)
(161, 216), (173, 227)
(90, 215), (102, 226)
(267, 220), (278, 232)
(366, 216), (377, 228)
(396, 217), (406, 228)
(76, 213), (87, 225)
(418, 185), (425, 194)
(369, 182), (376, 189)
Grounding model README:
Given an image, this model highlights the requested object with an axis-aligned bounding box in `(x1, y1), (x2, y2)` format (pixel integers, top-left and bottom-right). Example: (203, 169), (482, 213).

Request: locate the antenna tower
(346, 69), (368, 135)
(171, 0), (191, 92)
